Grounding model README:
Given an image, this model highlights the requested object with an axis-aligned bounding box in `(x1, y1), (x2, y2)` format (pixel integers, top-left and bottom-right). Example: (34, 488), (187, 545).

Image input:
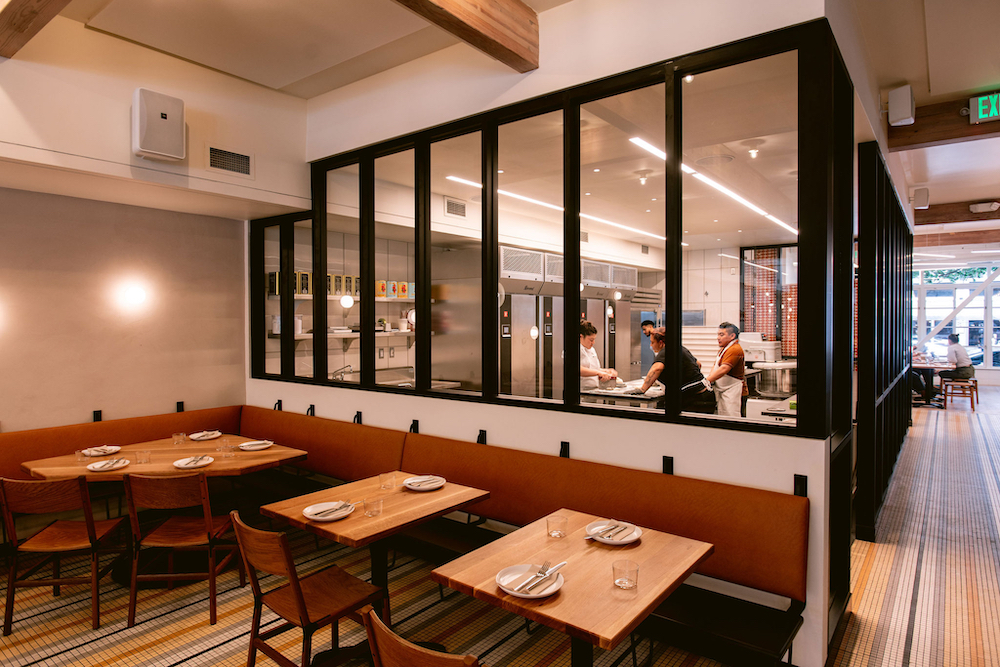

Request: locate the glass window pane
(498, 111), (563, 401)
(375, 149), (416, 389)
(294, 219), (314, 378)
(264, 225), (281, 375)
(682, 51), (798, 425)
(578, 84), (667, 412)
(327, 164), (360, 384)
(430, 132), (482, 394)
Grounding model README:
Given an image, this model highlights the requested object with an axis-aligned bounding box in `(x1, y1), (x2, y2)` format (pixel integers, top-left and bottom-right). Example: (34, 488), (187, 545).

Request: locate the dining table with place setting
(20, 432), (307, 481)
(260, 469), (489, 627)
(431, 508), (714, 667)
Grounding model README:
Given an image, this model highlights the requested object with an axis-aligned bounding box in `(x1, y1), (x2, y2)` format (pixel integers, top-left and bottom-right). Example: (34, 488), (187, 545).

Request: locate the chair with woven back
(230, 510), (385, 667)
(0, 476), (127, 636)
(362, 604), (481, 667)
(123, 472), (243, 628)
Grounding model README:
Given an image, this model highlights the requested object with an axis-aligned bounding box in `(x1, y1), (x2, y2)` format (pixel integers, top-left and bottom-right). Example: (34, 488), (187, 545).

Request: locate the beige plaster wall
(0, 187), (246, 432)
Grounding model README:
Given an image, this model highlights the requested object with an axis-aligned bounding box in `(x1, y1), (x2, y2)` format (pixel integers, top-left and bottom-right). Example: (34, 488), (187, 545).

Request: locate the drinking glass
(364, 497), (383, 517)
(218, 438), (235, 458)
(75, 450), (87, 463)
(136, 450), (151, 464)
(547, 514), (568, 538)
(379, 472), (395, 489)
(613, 560), (638, 590)
(172, 432), (186, 445)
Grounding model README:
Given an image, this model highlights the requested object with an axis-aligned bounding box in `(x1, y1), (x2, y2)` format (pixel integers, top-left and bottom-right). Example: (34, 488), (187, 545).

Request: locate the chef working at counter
(580, 320), (618, 390)
(705, 322), (748, 417)
(626, 328), (717, 413)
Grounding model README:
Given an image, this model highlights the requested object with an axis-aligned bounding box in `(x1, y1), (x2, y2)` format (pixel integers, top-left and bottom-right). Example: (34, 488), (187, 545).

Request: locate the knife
(585, 523), (620, 540)
(605, 524), (632, 540)
(525, 561), (567, 592)
(314, 501), (356, 516)
(98, 458), (121, 469)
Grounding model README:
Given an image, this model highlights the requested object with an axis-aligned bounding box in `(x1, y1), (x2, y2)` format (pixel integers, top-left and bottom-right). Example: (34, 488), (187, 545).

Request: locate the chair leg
(208, 547), (218, 625)
(91, 551), (100, 630)
(247, 602), (261, 667)
(332, 619), (339, 654)
(4, 554), (16, 636)
(167, 551), (175, 591)
(53, 555), (60, 596)
(302, 627), (313, 667)
(128, 549), (140, 628)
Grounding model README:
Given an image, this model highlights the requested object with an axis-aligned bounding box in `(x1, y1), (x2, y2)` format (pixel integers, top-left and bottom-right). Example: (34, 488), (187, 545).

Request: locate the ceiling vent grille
(445, 197), (467, 218)
(580, 231), (589, 243)
(641, 245), (649, 254)
(207, 145), (254, 179)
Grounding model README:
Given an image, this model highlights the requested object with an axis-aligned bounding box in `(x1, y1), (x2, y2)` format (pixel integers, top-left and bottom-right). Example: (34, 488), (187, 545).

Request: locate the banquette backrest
(0, 406), (243, 480)
(401, 431), (809, 603)
(239, 406), (405, 482)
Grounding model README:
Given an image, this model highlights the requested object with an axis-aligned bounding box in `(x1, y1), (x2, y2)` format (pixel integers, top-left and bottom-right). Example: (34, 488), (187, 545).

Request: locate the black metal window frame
(249, 18), (852, 441)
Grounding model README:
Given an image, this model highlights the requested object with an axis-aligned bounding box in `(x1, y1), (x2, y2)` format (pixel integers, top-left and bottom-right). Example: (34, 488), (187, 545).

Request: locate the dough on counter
(616, 378), (625, 387)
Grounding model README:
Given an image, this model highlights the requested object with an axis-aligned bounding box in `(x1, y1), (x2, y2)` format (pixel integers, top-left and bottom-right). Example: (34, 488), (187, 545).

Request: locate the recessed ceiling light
(651, 198), (657, 201)
(593, 168), (600, 172)
(684, 75), (694, 84)
(970, 250), (1000, 254)
(716, 238), (721, 241)
(585, 192), (591, 196)
(713, 219), (718, 222)
(681, 242), (689, 246)
(738, 229), (742, 232)
(646, 209), (651, 213)
(684, 230), (688, 234)
(497, 169), (504, 174)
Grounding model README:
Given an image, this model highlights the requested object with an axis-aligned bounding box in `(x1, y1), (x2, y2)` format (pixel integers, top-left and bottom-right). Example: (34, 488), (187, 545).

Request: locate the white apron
(712, 340), (743, 417)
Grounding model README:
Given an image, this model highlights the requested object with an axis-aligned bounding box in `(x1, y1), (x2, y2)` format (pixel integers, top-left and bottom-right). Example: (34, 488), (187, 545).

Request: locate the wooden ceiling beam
(915, 200), (1000, 225)
(915, 229), (1000, 247)
(889, 96), (1000, 152)
(391, 0), (538, 73)
(0, 0), (74, 59)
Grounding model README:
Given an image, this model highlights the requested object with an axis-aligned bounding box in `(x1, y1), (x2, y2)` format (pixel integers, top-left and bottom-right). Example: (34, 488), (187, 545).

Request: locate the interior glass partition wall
(327, 164), (361, 384)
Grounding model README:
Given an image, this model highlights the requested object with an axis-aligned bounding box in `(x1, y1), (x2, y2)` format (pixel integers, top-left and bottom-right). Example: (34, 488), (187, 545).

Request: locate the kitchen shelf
(268, 330), (415, 351)
(376, 297), (414, 303)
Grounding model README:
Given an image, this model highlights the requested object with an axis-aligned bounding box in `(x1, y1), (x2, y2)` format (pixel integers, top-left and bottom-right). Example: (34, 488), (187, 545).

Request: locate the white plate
(302, 501), (355, 522)
(496, 564), (564, 599)
(586, 519), (642, 545)
(86, 458), (130, 472)
(188, 430), (222, 441)
(239, 440), (274, 451)
(404, 475), (446, 491)
(173, 456), (214, 469)
(83, 445), (121, 457)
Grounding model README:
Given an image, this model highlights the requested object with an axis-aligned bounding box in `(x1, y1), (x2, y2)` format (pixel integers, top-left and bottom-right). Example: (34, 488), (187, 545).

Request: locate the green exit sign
(970, 92), (1000, 124)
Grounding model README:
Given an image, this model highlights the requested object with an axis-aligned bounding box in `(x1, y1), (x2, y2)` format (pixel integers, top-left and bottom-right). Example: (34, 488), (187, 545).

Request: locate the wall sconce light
(613, 290), (623, 301)
(340, 294), (355, 308)
(530, 325), (539, 340)
(606, 305), (614, 317)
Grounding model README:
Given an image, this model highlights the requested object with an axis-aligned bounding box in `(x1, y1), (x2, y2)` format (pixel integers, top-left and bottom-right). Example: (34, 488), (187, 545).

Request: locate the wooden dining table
(431, 508), (714, 667)
(21, 434), (308, 481)
(260, 470), (489, 626)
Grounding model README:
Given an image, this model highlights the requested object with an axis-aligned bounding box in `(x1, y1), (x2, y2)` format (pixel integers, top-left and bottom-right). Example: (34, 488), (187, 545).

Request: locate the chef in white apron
(705, 322), (747, 417)
(580, 319), (617, 390)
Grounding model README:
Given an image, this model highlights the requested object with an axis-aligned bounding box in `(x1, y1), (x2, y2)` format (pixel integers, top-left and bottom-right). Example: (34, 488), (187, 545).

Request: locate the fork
(315, 501), (356, 517)
(514, 560), (551, 592)
(186, 455), (206, 466)
(98, 458), (121, 469)
(584, 523), (620, 540)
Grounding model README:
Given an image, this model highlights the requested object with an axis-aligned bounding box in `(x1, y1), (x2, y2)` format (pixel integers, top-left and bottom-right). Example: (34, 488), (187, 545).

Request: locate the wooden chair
(230, 510), (385, 667)
(0, 476), (126, 636)
(942, 377), (977, 411)
(362, 604), (481, 667)
(123, 472), (243, 628)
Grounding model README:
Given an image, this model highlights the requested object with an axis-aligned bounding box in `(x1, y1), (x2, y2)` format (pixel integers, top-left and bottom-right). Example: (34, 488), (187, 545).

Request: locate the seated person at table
(627, 329), (716, 413)
(939, 333), (975, 380)
(580, 320), (617, 390)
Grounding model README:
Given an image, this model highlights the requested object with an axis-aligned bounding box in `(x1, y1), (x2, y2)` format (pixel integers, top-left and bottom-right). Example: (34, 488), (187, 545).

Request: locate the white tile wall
(682, 249), (742, 326)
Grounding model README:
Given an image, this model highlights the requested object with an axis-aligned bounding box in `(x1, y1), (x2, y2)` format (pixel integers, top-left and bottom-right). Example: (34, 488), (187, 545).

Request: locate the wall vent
(611, 265), (638, 289)
(445, 197), (467, 218)
(500, 246), (544, 280)
(580, 231), (589, 243)
(206, 145), (254, 179)
(544, 253), (564, 282)
(641, 245), (649, 254)
(581, 260), (611, 286)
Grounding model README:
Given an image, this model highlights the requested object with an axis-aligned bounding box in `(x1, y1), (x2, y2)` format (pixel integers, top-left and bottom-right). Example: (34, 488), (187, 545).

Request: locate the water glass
(172, 432), (186, 445)
(75, 450), (87, 463)
(364, 497), (383, 517)
(136, 450), (151, 464)
(613, 560), (638, 590)
(547, 514), (568, 538)
(379, 472), (395, 489)
(218, 438), (235, 458)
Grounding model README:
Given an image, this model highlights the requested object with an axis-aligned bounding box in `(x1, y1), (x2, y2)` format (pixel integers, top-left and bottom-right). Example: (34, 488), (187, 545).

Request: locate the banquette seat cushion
(401, 432), (809, 602)
(0, 406), (243, 480)
(239, 406), (405, 482)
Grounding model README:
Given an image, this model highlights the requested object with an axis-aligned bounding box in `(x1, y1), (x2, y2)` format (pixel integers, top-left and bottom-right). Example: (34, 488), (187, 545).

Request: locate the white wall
(682, 249), (742, 325)
(0, 187), (247, 431)
(306, 0), (824, 160)
(0, 16), (310, 214)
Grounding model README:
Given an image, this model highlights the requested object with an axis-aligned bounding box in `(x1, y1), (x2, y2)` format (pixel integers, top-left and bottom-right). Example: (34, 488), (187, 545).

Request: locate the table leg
(369, 541), (391, 626)
(571, 636), (593, 667)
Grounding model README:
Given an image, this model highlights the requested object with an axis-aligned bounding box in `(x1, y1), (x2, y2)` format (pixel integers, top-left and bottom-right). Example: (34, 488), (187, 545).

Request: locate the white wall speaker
(888, 85), (915, 126)
(912, 187), (930, 210)
(131, 88), (185, 161)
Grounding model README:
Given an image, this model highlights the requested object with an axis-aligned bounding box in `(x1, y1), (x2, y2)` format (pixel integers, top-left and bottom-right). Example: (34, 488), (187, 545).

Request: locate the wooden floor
(829, 383), (1000, 666)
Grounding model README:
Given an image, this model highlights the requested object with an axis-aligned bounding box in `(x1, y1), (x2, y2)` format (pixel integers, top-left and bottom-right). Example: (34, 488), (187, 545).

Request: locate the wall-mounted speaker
(888, 84), (915, 127)
(912, 187), (930, 210)
(132, 88), (185, 161)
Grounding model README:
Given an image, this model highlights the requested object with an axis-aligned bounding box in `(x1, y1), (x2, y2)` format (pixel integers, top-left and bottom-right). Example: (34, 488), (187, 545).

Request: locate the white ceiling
(853, 0), (1000, 218)
(61, 0), (572, 99)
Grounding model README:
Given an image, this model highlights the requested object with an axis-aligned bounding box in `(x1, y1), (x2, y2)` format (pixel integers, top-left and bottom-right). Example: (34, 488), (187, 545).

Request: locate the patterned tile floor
(829, 384), (1000, 666)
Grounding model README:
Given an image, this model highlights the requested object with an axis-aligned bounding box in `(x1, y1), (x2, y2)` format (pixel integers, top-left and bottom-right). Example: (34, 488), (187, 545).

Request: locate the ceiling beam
(915, 229), (1000, 247)
(915, 200), (1000, 225)
(889, 96), (1000, 152)
(0, 0), (74, 58)
(391, 0), (538, 73)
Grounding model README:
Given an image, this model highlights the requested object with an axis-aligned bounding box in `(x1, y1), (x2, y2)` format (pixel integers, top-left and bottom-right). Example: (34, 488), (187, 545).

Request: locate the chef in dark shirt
(628, 329), (716, 413)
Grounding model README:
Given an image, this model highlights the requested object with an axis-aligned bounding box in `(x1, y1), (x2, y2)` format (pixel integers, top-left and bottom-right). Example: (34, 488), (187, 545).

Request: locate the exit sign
(970, 92), (1000, 124)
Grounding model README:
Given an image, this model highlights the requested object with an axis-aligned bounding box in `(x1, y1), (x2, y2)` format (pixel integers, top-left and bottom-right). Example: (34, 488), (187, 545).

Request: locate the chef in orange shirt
(705, 322), (748, 417)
